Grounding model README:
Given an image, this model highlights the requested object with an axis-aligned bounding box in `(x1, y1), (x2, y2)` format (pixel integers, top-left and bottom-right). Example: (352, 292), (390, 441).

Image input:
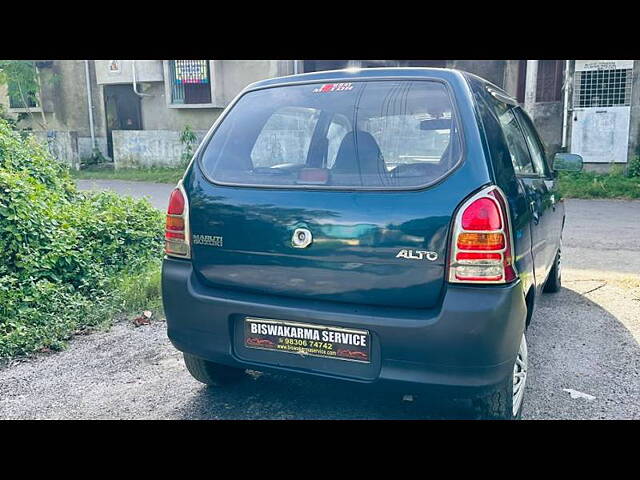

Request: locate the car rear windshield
(200, 80), (462, 189)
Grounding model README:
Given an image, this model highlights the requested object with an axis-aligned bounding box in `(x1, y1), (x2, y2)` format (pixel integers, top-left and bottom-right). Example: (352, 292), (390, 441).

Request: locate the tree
(0, 60), (48, 129)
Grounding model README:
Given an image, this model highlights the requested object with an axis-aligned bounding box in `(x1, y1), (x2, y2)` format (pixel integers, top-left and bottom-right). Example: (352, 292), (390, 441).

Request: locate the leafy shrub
(179, 124), (198, 168)
(0, 118), (164, 357)
(628, 156), (640, 178)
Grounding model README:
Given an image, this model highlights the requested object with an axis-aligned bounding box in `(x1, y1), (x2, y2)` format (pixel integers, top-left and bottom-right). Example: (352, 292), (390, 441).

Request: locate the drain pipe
(561, 60), (571, 149)
(84, 60), (97, 156)
(132, 60), (153, 97)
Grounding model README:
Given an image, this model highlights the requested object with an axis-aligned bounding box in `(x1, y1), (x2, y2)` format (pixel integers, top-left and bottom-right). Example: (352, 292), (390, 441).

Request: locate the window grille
(8, 84), (38, 109)
(169, 60), (212, 104)
(6, 61), (39, 109)
(573, 69), (632, 108)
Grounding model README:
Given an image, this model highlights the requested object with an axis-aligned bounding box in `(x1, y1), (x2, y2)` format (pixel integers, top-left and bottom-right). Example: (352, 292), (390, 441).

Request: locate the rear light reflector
(454, 252), (503, 281)
(165, 231), (185, 240)
(164, 185), (190, 259)
(449, 186), (517, 284)
(457, 232), (505, 250)
(456, 252), (502, 261)
(461, 197), (502, 230)
(166, 216), (184, 231)
(167, 189), (185, 215)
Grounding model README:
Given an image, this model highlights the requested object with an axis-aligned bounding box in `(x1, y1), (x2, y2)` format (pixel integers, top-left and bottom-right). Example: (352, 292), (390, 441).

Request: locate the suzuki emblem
(292, 228), (313, 248)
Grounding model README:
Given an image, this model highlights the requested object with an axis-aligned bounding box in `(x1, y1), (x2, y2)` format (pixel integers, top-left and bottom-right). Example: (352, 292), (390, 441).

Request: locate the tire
(183, 353), (246, 387)
(468, 333), (528, 420)
(544, 246), (562, 293)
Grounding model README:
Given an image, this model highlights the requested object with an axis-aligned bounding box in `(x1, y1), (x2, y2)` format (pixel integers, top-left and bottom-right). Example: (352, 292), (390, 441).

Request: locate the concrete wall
(213, 60), (293, 105)
(112, 129), (208, 168)
(502, 60), (522, 98)
(32, 130), (80, 169)
(627, 60), (640, 161)
(139, 82), (222, 131)
(448, 60), (507, 87)
(126, 60), (289, 133)
(18, 61), (105, 139)
(95, 60), (163, 85)
(0, 61), (110, 159)
(78, 136), (108, 160)
(2, 60), (286, 164)
(528, 101), (564, 157)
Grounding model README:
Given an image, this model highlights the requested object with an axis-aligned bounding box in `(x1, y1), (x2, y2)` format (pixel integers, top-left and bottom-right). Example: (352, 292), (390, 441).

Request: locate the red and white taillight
(164, 183), (190, 259)
(448, 185), (517, 284)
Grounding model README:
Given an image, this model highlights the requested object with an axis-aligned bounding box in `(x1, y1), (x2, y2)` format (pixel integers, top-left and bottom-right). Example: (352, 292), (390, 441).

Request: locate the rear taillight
(164, 184), (190, 258)
(448, 186), (517, 284)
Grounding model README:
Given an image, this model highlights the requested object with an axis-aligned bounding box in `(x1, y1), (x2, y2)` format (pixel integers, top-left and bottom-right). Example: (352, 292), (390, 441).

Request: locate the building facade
(1, 59), (637, 171)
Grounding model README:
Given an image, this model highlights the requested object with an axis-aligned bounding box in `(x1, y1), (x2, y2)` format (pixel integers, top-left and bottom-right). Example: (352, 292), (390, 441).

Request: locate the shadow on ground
(524, 284), (640, 419)
(173, 285), (639, 420)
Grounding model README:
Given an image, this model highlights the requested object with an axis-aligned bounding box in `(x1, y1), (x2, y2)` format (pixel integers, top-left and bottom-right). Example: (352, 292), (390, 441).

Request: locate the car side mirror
(553, 153), (583, 172)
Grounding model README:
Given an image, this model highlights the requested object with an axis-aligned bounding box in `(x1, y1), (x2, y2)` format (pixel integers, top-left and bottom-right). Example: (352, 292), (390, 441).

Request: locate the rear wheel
(183, 353), (246, 387)
(469, 332), (528, 419)
(544, 245), (562, 293)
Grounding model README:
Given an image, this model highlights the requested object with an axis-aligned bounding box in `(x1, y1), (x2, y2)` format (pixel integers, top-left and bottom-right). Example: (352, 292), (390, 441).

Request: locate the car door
(494, 104), (550, 290)
(514, 107), (564, 282)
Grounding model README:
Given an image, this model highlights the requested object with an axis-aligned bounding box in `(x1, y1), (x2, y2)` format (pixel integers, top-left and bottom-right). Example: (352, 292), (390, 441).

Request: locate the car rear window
(200, 80), (462, 189)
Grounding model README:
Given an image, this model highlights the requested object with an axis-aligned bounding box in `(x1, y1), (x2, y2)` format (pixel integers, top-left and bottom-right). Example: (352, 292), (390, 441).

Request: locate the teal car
(161, 68), (582, 419)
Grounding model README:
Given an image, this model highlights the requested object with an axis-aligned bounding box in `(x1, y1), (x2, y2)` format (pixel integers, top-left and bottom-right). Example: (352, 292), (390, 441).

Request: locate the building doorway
(570, 60), (633, 164)
(104, 84), (142, 159)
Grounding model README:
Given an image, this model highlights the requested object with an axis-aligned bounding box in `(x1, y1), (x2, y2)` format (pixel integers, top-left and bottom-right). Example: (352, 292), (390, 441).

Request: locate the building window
(8, 82), (38, 109)
(536, 60), (564, 102)
(168, 60), (212, 104)
(5, 61), (39, 109)
(573, 68), (632, 108)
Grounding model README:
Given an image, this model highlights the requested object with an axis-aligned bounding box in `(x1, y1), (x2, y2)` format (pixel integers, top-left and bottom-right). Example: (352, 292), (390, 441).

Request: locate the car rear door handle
(530, 200), (540, 224)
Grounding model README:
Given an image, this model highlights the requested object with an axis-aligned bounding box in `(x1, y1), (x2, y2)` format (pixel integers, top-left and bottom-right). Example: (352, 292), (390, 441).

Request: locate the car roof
(245, 67), (468, 91)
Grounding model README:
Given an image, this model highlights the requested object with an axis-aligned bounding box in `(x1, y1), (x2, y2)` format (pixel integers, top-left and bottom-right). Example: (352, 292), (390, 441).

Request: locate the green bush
(0, 118), (164, 357)
(628, 156), (640, 178)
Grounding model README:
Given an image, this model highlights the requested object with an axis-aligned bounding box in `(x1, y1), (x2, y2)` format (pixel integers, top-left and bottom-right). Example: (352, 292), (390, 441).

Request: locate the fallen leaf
(133, 313), (152, 327)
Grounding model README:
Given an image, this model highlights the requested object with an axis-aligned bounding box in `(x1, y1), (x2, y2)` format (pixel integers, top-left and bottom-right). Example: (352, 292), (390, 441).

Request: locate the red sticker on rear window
(313, 83), (354, 93)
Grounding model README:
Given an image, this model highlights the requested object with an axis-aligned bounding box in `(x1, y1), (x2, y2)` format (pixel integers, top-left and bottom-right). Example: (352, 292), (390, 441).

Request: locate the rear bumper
(162, 258), (527, 390)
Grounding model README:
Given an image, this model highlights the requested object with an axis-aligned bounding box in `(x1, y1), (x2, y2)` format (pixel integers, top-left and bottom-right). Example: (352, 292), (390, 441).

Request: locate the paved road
(76, 179), (175, 211)
(1, 183), (638, 419)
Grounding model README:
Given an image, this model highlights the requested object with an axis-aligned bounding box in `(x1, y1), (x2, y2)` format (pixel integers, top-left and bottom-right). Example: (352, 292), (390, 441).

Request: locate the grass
(557, 171), (640, 199)
(71, 166), (185, 184)
(111, 259), (163, 316)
